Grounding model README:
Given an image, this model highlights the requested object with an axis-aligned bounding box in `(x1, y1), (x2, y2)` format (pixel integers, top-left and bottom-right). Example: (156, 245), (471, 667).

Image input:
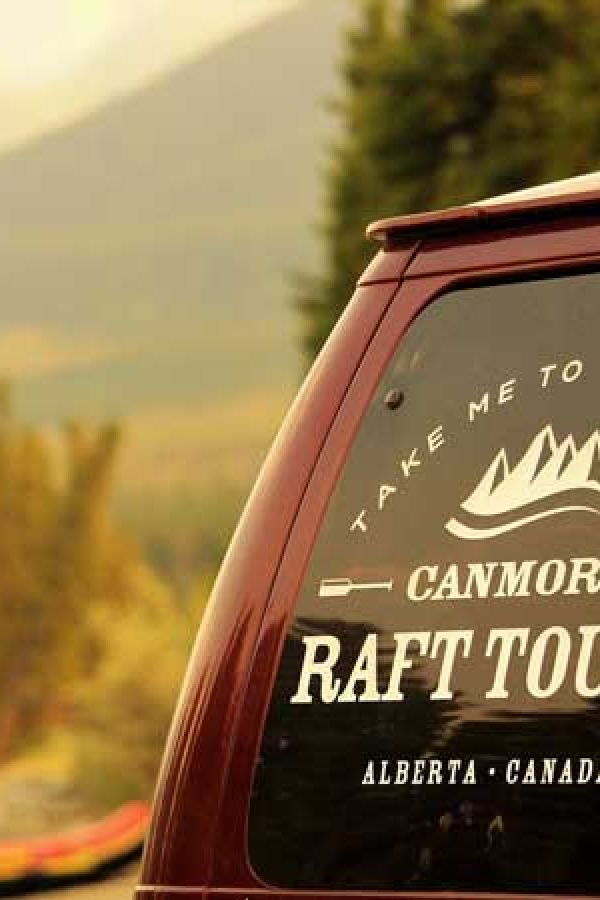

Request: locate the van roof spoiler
(367, 171), (600, 245)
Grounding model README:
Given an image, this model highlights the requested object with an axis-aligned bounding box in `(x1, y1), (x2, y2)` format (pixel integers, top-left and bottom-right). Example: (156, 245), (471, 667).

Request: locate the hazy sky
(0, 0), (298, 152)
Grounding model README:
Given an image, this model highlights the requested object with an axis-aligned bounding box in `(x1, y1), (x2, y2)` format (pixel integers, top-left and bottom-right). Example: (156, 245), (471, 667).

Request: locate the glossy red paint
(136, 192), (600, 900)
(138, 245), (418, 896)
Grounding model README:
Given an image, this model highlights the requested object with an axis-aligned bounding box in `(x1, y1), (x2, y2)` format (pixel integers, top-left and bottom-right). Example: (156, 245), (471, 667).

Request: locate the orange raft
(0, 802), (150, 891)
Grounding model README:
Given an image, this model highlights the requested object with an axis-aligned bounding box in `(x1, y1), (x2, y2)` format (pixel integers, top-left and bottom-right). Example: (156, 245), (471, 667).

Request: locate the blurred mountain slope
(0, 0), (348, 483)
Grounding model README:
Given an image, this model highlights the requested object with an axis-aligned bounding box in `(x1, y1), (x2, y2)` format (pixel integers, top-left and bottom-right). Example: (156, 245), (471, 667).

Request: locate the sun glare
(0, 0), (298, 150)
(0, 0), (158, 89)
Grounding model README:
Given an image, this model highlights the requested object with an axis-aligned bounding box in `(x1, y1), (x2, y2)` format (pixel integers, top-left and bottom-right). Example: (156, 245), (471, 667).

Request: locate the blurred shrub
(0, 386), (219, 814)
(69, 575), (210, 809)
(117, 480), (244, 592)
(0, 395), (141, 757)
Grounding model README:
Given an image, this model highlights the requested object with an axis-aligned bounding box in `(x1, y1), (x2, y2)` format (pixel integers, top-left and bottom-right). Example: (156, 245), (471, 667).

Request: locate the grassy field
(8, 318), (296, 494)
(118, 385), (291, 490)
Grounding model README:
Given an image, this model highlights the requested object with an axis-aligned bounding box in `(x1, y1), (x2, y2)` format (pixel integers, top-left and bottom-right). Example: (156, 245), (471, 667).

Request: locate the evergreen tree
(298, 0), (600, 361)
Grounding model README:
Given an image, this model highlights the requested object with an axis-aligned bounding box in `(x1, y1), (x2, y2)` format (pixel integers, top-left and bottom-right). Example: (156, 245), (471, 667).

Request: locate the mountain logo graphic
(445, 424), (600, 540)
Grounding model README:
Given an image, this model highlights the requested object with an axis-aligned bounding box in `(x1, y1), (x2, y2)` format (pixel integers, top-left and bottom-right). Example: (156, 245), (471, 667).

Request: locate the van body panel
(211, 275), (446, 888)
(139, 247), (418, 891)
(406, 217), (600, 278)
(358, 247), (421, 284)
(139, 200), (600, 898)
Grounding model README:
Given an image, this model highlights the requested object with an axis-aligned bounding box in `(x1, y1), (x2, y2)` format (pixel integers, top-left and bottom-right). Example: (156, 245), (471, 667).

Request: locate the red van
(136, 173), (600, 898)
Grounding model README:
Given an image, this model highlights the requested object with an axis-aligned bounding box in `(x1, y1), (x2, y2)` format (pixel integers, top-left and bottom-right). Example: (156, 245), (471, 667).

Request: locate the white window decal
(446, 425), (600, 540)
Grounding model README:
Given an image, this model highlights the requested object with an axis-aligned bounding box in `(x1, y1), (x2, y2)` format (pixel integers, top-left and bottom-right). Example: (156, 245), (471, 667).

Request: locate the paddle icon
(318, 577), (394, 598)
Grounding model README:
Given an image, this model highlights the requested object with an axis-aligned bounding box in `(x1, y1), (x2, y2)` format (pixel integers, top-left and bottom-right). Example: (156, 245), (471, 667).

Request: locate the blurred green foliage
(69, 588), (206, 809)
(298, 0), (600, 360)
(117, 482), (245, 594)
(0, 392), (130, 757)
(0, 388), (215, 822)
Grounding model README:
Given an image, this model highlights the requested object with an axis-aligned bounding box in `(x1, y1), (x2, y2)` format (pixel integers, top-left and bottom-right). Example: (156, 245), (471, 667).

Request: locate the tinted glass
(249, 272), (600, 893)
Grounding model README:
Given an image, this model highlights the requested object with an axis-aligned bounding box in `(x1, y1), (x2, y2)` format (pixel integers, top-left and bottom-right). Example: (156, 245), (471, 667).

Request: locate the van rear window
(249, 272), (600, 893)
